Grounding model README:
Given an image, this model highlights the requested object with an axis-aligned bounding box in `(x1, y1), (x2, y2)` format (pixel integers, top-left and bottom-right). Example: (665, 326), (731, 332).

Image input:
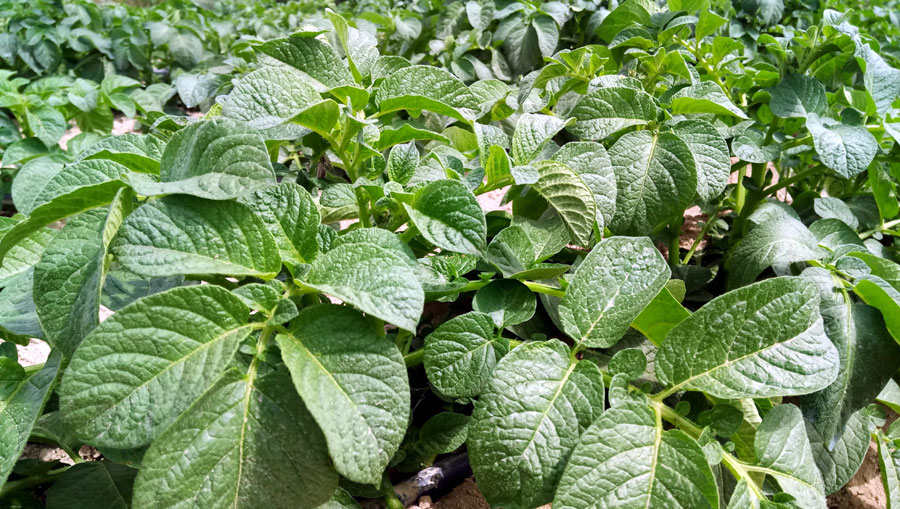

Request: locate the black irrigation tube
(361, 453), (472, 508)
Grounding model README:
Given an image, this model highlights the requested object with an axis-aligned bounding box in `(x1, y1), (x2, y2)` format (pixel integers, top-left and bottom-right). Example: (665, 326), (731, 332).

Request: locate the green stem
(733, 163), (748, 215)
(861, 218), (900, 240)
(383, 488), (404, 509)
(763, 166), (820, 195)
(682, 212), (718, 265)
(398, 226), (418, 243)
(522, 281), (565, 298)
(0, 467), (69, 496)
(23, 362), (45, 375)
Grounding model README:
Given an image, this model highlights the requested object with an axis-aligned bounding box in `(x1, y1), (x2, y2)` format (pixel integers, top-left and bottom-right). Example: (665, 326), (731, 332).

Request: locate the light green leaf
(127, 118), (275, 200)
(511, 209), (571, 263)
(813, 197), (859, 230)
(60, 285), (251, 448)
(670, 81), (748, 118)
(11, 156), (66, 216)
(877, 430), (900, 506)
(133, 367), (338, 508)
(34, 189), (132, 357)
(768, 74), (827, 118)
(631, 285), (691, 346)
(596, 0), (652, 43)
(726, 215), (826, 289)
(387, 142), (418, 185)
(221, 66), (322, 130)
(567, 87), (659, 140)
(511, 113), (570, 165)
(30, 159), (129, 213)
(851, 275), (900, 344)
(424, 311), (506, 398)
(256, 34), (354, 90)
(468, 340), (605, 508)
(404, 179), (487, 255)
(472, 279), (536, 328)
(303, 228), (423, 331)
(0, 217), (56, 288)
(554, 400), (719, 509)
(0, 352), (61, 486)
(608, 130), (697, 235)
(670, 119), (731, 202)
(240, 182), (320, 269)
(531, 159), (596, 246)
(559, 236), (670, 348)
(856, 43), (900, 114)
(78, 134), (166, 175)
(277, 304), (409, 485)
(110, 196), (281, 279)
(376, 66), (479, 122)
(807, 114), (878, 179)
(656, 277), (839, 399)
(551, 142), (616, 229)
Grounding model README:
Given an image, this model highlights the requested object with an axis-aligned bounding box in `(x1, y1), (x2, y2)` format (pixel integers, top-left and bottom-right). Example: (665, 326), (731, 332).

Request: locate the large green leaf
(530, 159), (596, 246)
(856, 43), (900, 114)
(670, 119), (731, 202)
(221, 66), (322, 129)
(468, 340), (605, 508)
(551, 142), (616, 229)
(45, 461), (137, 509)
(133, 367), (337, 508)
(240, 182), (320, 269)
(798, 268), (900, 448)
(559, 236), (670, 348)
(256, 34), (354, 90)
(60, 285), (252, 448)
(404, 179), (487, 255)
(567, 87), (659, 140)
(29, 159), (129, 213)
(656, 277), (839, 399)
(277, 304), (409, 485)
(0, 269), (43, 338)
(0, 352), (61, 486)
(554, 400), (718, 509)
(608, 130), (697, 235)
(302, 228), (423, 331)
(34, 189), (131, 357)
(726, 215), (825, 289)
(752, 404), (827, 508)
(768, 74), (827, 118)
(807, 114), (878, 179)
(127, 118), (275, 200)
(807, 409), (870, 495)
(111, 196), (281, 279)
(376, 66), (479, 122)
(78, 134), (166, 175)
(0, 217), (56, 288)
(424, 311), (507, 398)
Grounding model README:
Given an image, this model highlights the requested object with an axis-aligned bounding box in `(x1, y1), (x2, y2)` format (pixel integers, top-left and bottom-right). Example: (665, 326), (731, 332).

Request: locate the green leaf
(0, 352), (61, 486)
(726, 215), (826, 289)
(596, 0), (652, 43)
(221, 66), (322, 129)
(696, 10), (728, 40)
(608, 130), (697, 235)
(849, 251), (900, 291)
(559, 236), (670, 348)
(387, 142), (418, 186)
(424, 311), (507, 398)
(807, 114), (878, 179)
(30, 159), (128, 213)
(110, 196), (281, 279)
(376, 124), (450, 150)
(256, 34), (354, 90)
(807, 409), (869, 495)
(468, 340), (605, 508)
(45, 461), (137, 509)
(303, 228), (424, 331)
(34, 189), (132, 357)
(856, 43), (900, 114)
(0, 217), (56, 288)
(656, 277), (839, 399)
(877, 430), (900, 506)
(741, 0), (783, 26)
(0, 269), (43, 338)
(78, 134), (166, 174)
(768, 74), (827, 118)
(11, 156), (66, 216)
(554, 400), (719, 509)
(631, 285), (691, 346)
(813, 197), (859, 230)
(27, 106), (67, 146)
(511, 113), (570, 165)
(878, 379), (900, 413)
(240, 182), (320, 269)
(851, 276), (900, 344)
(472, 279), (536, 328)
(133, 366), (338, 508)
(531, 159), (596, 246)
(277, 304), (409, 485)
(551, 142), (616, 229)
(512, 209), (572, 263)
(753, 404), (827, 508)
(670, 81), (748, 118)
(418, 412), (470, 455)
(376, 66), (479, 122)
(670, 119), (731, 202)
(288, 99), (340, 140)
(798, 268), (900, 448)
(404, 179), (487, 255)
(60, 285), (252, 448)
(126, 118), (275, 200)
(567, 87), (659, 140)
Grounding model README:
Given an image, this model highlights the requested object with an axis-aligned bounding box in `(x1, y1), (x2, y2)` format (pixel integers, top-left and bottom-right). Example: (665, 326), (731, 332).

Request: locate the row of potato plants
(2, 0), (900, 508)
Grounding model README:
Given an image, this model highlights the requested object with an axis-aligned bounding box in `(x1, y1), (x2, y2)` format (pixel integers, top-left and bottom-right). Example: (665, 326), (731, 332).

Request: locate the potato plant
(2, 1), (900, 508)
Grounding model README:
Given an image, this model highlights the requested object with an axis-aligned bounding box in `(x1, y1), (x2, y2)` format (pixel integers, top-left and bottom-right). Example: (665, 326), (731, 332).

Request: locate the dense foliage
(2, 0), (900, 507)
